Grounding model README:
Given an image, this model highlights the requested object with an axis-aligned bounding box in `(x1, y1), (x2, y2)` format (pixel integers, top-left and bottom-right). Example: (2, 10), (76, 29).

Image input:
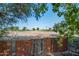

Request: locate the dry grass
(8, 31), (58, 37)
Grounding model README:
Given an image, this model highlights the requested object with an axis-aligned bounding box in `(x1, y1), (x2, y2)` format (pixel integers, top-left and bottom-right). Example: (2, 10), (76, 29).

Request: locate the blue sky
(15, 4), (64, 30)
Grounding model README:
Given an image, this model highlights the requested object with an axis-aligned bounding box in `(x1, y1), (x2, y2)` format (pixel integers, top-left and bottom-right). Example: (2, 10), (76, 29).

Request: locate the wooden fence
(0, 38), (68, 56)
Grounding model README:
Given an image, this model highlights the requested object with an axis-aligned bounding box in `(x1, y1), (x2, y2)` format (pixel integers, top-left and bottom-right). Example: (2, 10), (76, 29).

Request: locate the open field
(8, 31), (58, 37)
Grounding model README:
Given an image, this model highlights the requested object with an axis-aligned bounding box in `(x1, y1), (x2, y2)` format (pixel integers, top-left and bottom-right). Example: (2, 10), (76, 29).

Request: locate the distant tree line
(32, 27), (53, 31)
(4, 26), (53, 31)
(4, 26), (29, 31)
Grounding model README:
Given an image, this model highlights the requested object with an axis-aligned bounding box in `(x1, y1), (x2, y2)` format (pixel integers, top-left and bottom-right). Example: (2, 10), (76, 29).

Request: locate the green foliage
(33, 4), (48, 20)
(22, 27), (26, 31)
(48, 28), (52, 30)
(53, 20), (79, 45)
(22, 27), (29, 31)
(52, 4), (79, 46)
(52, 3), (79, 29)
(7, 26), (19, 31)
(32, 28), (35, 31)
(37, 27), (39, 30)
(0, 30), (7, 37)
